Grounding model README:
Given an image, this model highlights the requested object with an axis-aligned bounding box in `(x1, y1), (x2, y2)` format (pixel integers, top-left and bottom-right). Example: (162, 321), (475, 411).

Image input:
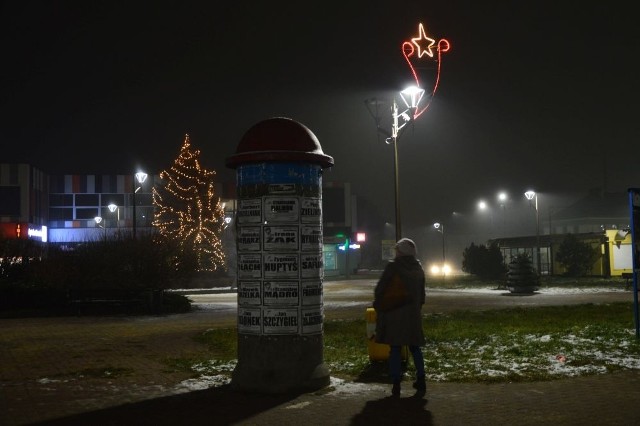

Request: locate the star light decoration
(401, 22), (450, 119)
(152, 134), (227, 272)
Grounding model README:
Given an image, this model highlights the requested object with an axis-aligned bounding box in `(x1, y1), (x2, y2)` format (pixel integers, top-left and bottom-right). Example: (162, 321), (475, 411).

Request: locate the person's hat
(395, 238), (417, 257)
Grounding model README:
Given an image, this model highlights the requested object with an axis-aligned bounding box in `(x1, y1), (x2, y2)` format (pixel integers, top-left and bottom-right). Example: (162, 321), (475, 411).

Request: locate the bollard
(226, 117), (334, 393)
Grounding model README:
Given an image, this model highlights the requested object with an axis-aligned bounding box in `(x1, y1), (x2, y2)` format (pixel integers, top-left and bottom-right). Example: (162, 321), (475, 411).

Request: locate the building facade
(0, 164), (360, 278)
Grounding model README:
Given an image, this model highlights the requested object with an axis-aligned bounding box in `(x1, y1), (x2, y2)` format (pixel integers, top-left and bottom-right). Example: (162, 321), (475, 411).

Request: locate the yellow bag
(374, 273), (409, 312)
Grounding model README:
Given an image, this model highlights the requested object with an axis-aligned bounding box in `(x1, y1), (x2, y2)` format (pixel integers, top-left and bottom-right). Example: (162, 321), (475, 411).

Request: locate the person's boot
(412, 375), (426, 393)
(391, 380), (401, 397)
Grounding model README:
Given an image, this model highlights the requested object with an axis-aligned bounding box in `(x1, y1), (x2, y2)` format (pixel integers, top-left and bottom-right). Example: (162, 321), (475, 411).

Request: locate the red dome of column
(226, 117), (334, 169)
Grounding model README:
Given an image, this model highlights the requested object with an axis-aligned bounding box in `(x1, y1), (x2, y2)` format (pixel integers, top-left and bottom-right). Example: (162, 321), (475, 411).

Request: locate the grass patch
(165, 302), (640, 385)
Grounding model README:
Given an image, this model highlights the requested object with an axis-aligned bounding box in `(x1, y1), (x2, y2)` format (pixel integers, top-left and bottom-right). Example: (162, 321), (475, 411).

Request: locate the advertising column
(227, 117), (333, 393)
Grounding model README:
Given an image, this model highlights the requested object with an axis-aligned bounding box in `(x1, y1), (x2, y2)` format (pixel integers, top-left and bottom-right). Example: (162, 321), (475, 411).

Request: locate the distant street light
(476, 199), (496, 238)
(498, 191), (508, 228)
(94, 216), (106, 239)
(108, 203), (120, 231)
(132, 171), (148, 239)
(433, 222), (446, 276)
(524, 190), (541, 274)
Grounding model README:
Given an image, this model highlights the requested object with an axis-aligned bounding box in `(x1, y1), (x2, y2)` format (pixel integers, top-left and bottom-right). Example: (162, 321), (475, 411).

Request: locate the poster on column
(268, 184), (296, 194)
(302, 307), (323, 334)
(237, 226), (261, 251)
(300, 225), (322, 251)
(237, 199), (262, 224)
(238, 253), (262, 279)
(300, 198), (321, 223)
(263, 281), (299, 306)
(263, 253), (299, 279)
(301, 280), (322, 305)
(238, 308), (261, 334)
(264, 197), (299, 222)
(237, 281), (261, 306)
(263, 308), (299, 334)
(300, 252), (323, 278)
(263, 226), (299, 251)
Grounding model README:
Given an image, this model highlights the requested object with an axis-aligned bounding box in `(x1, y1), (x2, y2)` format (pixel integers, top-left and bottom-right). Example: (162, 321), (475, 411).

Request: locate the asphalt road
(187, 279), (634, 322)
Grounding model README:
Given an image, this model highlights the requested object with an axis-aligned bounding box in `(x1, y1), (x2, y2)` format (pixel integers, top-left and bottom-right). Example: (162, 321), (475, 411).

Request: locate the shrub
(507, 253), (540, 293)
(462, 242), (507, 280)
(0, 235), (198, 316)
(556, 234), (599, 277)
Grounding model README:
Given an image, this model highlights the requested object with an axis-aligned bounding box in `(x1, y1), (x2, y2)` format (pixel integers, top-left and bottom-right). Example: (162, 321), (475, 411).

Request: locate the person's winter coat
(373, 255), (426, 346)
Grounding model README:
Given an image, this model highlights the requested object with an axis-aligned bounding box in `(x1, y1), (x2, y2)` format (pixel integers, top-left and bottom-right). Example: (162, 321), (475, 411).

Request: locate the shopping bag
(374, 273), (409, 312)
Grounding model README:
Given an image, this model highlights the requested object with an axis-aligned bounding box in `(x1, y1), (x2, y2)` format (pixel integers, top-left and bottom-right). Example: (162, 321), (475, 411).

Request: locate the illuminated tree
(152, 134), (227, 272)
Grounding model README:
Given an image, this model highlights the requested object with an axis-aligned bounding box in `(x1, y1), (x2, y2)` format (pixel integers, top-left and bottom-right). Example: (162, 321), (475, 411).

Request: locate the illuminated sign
(338, 243), (361, 251)
(402, 22), (450, 119)
(28, 225), (47, 242)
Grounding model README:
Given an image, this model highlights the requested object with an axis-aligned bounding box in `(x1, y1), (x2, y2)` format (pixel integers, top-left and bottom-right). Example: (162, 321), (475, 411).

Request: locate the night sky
(2, 2), (639, 258)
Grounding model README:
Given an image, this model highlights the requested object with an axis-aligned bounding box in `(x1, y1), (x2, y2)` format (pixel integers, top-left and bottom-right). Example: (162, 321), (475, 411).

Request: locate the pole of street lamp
(133, 179), (137, 240)
(393, 135), (401, 241)
(366, 88), (426, 242)
(392, 99), (401, 241)
(132, 172), (147, 240)
(433, 222), (445, 280)
(534, 195), (541, 274)
(525, 190), (541, 274)
(441, 224), (446, 269)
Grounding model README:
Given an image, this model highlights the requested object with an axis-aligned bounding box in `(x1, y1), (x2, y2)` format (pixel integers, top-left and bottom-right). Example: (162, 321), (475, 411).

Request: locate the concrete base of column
(231, 334), (330, 394)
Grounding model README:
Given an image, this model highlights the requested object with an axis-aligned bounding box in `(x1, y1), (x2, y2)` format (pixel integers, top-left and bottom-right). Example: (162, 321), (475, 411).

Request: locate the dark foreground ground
(1, 280), (639, 425)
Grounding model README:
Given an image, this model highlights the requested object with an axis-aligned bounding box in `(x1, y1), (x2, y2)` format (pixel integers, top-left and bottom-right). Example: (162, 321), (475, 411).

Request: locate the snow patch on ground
(429, 287), (628, 295)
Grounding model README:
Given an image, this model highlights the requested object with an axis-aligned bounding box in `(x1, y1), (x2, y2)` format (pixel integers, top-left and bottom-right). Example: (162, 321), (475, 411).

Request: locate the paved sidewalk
(17, 371), (640, 425)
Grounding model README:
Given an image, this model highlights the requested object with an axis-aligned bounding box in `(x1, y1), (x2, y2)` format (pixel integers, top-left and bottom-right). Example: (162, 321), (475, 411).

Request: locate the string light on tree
(152, 134), (227, 272)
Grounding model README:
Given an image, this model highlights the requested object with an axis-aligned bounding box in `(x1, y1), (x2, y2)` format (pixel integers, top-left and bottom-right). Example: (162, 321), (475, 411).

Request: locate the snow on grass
(174, 328), (640, 393)
(174, 322), (640, 393)
(429, 286), (628, 295)
(173, 285), (637, 391)
(422, 326), (640, 382)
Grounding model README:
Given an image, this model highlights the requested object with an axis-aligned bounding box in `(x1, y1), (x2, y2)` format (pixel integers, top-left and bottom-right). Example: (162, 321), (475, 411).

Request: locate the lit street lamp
(94, 216), (106, 239)
(497, 191), (508, 229)
(108, 203), (120, 228)
(132, 171), (148, 239)
(524, 190), (541, 274)
(364, 22), (450, 241)
(433, 222), (446, 276)
(365, 87), (425, 241)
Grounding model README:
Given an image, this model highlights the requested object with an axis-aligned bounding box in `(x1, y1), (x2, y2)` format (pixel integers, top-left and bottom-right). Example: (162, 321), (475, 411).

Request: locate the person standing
(373, 238), (426, 397)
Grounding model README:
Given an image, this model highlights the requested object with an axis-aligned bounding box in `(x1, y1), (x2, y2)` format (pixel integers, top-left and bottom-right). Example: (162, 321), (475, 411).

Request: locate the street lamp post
(132, 171), (148, 239)
(524, 190), (541, 274)
(433, 222), (446, 274)
(108, 203), (120, 227)
(365, 88), (424, 241)
(364, 23), (450, 242)
(498, 192), (507, 229)
(94, 216), (106, 239)
(391, 99), (402, 241)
